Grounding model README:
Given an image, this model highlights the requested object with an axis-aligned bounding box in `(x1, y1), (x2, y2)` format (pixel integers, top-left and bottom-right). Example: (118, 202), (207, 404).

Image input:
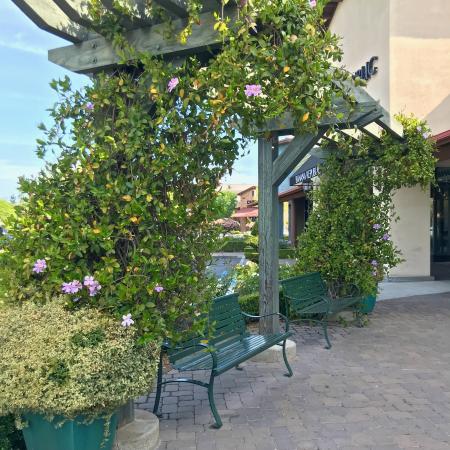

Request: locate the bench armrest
(162, 341), (218, 369)
(241, 311), (290, 333)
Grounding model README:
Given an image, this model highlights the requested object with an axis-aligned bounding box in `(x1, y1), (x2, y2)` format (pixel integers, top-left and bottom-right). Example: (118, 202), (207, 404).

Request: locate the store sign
(293, 166), (319, 185)
(354, 56), (379, 81)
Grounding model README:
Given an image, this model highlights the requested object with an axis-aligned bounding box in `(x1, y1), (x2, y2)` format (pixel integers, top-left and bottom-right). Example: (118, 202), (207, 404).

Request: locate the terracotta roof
(278, 186), (305, 201)
(434, 130), (450, 147)
(232, 207), (258, 218)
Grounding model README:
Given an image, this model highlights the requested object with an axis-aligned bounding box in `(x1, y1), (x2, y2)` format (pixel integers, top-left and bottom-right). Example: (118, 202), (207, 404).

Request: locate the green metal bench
(153, 293), (293, 428)
(280, 272), (363, 349)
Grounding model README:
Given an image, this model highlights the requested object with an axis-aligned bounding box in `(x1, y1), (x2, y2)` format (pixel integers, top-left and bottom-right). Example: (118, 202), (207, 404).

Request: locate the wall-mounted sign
(291, 166), (319, 186)
(354, 56), (378, 81)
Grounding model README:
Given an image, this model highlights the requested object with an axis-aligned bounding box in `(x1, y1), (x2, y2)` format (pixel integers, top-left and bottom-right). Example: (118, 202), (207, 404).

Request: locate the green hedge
(239, 292), (288, 319)
(219, 237), (246, 253)
(244, 247), (296, 262)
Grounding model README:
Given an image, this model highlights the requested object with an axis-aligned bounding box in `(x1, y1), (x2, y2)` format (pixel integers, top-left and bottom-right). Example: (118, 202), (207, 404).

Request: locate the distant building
(220, 184), (258, 232)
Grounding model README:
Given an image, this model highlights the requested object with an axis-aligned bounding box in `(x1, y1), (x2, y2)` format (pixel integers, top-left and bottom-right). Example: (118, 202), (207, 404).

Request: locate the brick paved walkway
(137, 293), (450, 450)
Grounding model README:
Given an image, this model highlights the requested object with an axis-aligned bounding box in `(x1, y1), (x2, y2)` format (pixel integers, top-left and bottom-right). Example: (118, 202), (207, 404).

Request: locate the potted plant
(0, 299), (159, 450)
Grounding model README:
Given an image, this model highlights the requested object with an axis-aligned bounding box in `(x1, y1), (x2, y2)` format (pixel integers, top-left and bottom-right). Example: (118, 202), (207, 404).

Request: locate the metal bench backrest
(280, 272), (328, 310)
(167, 293), (246, 365)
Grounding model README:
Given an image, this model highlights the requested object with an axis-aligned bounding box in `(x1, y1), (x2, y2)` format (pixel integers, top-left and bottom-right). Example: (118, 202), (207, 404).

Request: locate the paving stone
(141, 294), (450, 449)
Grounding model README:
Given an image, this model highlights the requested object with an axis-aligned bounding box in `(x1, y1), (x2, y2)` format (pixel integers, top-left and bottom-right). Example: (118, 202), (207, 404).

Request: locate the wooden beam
(48, 8), (237, 73)
(154, 0), (189, 17)
(262, 100), (380, 133)
(258, 135), (280, 335)
(336, 79), (404, 139)
(53, 0), (92, 28)
(272, 130), (325, 187)
(100, 0), (152, 28)
(11, 0), (91, 43)
(348, 107), (383, 129)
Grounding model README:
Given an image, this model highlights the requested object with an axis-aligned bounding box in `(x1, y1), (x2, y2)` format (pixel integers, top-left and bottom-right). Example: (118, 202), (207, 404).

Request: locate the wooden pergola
(13, 0), (402, 333)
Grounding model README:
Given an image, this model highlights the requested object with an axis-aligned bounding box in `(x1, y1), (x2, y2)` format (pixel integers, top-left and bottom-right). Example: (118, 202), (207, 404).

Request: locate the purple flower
(371, 260), (378, 267)
(372, 270), (378, 277)
(62, 280), (83, 294)
(244, 84), (262, 97)
(84, 275), (101, 297)
(309, 0), (317, 7)
(154, 284), (164, 293)
(85, 102), (94, 111)
(423, 132), (431, 140)
(32, 259), (47, 274)
(167, 77), (179, 93)
(373, 224), (381, 230)
(121, 313), (134, 328)
(382, 233), (390, 241)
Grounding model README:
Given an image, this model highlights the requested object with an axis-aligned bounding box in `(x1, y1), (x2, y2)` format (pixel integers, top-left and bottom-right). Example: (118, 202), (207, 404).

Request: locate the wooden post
(258, 134), (280, 334)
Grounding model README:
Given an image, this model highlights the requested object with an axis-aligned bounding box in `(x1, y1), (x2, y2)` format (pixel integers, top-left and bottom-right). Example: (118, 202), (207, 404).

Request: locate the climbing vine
(296, 114), (437, 296)
(1, 0), (350, 342)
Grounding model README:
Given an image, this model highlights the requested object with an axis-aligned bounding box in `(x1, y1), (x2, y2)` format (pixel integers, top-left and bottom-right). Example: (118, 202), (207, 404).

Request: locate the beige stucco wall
(390, 0), (450, 134)
(389, 0), (450, 277)
(330, 0), (390, 110)
(389, 186), (431, 278)
(330, 0), (450, 278)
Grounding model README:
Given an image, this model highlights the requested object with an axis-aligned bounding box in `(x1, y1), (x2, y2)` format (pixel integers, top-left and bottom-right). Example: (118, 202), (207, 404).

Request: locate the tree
(211, 191), (237, 220)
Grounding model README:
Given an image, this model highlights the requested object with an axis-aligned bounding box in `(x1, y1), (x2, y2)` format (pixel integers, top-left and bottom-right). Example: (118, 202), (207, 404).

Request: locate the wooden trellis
(13, 0), (402, 334)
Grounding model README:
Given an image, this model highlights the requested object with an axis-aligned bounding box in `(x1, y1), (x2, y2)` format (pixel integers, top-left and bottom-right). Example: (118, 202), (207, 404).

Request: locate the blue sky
(0, 2), (257, 201)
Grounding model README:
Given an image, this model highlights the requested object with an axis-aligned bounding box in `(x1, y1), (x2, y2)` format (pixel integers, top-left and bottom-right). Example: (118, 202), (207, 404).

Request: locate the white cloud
(0, 159), (41, 181)
(0, 33), (46, 56)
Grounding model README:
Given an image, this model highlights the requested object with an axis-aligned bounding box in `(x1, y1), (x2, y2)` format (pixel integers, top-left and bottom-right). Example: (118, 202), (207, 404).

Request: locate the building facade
(279, 0), (450, 279)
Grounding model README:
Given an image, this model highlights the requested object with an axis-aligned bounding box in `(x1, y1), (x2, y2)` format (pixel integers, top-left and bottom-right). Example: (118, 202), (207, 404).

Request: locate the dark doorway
(431, 168), (450, 279)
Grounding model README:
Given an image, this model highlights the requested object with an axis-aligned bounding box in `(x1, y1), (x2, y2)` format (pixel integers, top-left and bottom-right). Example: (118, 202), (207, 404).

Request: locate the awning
(232, 207), (258, 219)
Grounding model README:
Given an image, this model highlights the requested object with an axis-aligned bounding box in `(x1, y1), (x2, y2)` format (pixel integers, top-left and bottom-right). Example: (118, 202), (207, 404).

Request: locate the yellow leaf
(283, 66), (290, 73)
(155, 117), (163, 125)
(302, 112), (310, 122)
(122, 195), (132, 202)
(149, 87), (158, 95)
(218, 22), (228, 33)
(130, 216), (139, 223)
(146, 194), (153, 202)
(200, 339), (209, 344)
(92, 162), (99, 169)
(119, 78), (124, 86)
(93, 228), (101, 234)
(305, 24), (316, 36)
(179, 89), (185, 98)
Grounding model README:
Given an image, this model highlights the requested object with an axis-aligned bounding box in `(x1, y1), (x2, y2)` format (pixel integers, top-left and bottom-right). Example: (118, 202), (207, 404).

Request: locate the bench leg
(235, 364), (244, 371)
(152, 351), (164, 415)
(322, 319), (332, 349)
(208, 372), (223, 428)
(282, 339), (293, 377)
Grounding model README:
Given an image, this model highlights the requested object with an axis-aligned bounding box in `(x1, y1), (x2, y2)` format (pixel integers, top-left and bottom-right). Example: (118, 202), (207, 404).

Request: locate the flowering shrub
(296, 115), (436, 296)
(0, 300), (159, 420)
(0, 0), (349, 342)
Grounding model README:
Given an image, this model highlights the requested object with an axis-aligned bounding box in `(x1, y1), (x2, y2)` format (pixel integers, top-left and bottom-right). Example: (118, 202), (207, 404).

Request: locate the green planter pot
(22, 412), (117, 450)
(359, 295), (377, 314)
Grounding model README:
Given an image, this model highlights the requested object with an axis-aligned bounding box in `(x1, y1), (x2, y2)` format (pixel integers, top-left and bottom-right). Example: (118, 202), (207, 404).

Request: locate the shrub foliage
(0, 0), (349, 342)
(0, 300), (159, 419)
(296, 115), (436, 296)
